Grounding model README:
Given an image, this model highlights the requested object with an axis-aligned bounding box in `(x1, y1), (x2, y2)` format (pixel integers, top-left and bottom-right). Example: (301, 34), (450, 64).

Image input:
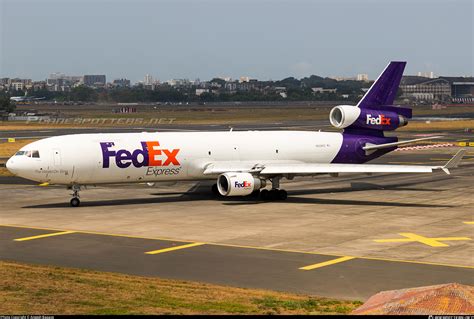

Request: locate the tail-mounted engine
(329, 105), (409, 131)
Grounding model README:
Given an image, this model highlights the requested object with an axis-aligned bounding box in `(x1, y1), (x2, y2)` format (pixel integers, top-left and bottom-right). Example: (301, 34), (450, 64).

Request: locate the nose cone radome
(5, 157), (17, 175)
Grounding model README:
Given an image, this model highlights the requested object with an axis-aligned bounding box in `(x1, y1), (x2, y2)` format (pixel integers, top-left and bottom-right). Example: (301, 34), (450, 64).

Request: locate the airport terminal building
(400, 76), (474, 103)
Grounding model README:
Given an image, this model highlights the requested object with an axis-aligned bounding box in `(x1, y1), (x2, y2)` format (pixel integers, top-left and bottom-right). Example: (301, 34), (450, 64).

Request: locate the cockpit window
(15, 150), (40, 158)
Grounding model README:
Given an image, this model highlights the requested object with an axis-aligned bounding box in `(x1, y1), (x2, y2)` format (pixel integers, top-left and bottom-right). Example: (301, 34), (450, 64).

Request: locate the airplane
(10, 91), (46, 102)
(6, 61), (466, 207)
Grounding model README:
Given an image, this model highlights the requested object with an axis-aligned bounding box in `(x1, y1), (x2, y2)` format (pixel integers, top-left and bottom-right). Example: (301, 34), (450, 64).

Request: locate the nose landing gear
(70, 185), (81, 207)
(70, 197), (80, 207)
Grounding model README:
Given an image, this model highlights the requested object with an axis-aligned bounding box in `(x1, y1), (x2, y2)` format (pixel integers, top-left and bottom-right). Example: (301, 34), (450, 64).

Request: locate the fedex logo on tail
(100, 141), (180, 169)
(366, 114), (391, 125)
(234, 181), (252, 188)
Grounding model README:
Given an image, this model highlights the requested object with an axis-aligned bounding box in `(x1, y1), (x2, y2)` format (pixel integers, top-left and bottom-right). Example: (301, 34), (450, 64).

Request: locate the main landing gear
(70, 184), (81, 207)
(260, 188), (287, 201)
(260, 176), (287, 201)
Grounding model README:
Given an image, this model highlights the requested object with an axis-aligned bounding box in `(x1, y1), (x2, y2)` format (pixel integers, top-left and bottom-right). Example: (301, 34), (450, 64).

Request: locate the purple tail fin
(357, 61), (406, 109)
(332, 61), (411, 164)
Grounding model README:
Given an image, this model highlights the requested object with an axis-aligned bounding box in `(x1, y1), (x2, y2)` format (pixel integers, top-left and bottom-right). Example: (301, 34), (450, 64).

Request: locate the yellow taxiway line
(299, 256), (355, 271)
(464, 221), (474, 225)
(2, 224), (474, 269)
(145, 242), (205, 255)
(14, 231), (76, 242)
(374, 233), (471, 247)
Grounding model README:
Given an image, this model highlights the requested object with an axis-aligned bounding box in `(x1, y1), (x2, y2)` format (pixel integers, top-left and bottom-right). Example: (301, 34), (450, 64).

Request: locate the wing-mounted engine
(217, 172), (266, 196)
(329, 105), (410, 131)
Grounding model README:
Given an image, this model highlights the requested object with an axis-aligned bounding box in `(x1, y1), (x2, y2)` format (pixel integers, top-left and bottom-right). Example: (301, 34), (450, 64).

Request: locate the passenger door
(53, 148), (61, 166)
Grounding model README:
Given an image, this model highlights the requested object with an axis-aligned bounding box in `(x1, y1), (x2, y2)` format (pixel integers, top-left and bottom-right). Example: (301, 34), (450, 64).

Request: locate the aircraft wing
(203, 149), (466, 176)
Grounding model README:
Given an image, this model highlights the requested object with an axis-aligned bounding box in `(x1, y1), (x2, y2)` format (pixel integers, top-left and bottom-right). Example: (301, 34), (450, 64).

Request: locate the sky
(0, 0), (473, 82)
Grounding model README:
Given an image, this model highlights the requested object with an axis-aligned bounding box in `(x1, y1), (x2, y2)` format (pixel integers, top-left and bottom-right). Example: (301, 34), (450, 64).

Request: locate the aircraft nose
(6, 157), (17, 175)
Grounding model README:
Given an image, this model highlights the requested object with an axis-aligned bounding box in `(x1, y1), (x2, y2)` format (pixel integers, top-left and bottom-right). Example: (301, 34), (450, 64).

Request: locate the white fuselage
(7, 131), (343, 185)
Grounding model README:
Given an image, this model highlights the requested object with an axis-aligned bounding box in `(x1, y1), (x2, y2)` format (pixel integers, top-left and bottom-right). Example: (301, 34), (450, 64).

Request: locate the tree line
(3, 77), (374, 104)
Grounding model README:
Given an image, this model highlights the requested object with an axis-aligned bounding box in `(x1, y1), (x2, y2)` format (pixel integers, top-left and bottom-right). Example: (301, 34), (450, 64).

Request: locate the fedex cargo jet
(6, 62), (465, 207)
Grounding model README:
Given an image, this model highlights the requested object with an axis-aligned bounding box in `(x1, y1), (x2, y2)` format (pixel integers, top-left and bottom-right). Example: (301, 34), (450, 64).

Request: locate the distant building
(166, 79), (191, 88)
(224, 81), (238, 92)
(48, 72), (66, 80)
(144, 74), (153, 86)
(329, 76), (355, 81)
(32, 81), (47, 90)
(48, 73), (81, 83)
(10, 78), (32, 85)
(440, 77), (474, 103)
(417, 71), (435, 79)
(45, 73), (80, 92)
(195, 88), (209, 96)
(239, 76), (256, 83)
(312, 87), (337, 94)
(237, 80), (259, 91)
(356, 74), (369, 82)
(112, 79), (131, 88)
(400, 75), (474, 103)
(11, 82), (25, 91)
(83, 75), (106, 87)
(400, 76), (451, 102)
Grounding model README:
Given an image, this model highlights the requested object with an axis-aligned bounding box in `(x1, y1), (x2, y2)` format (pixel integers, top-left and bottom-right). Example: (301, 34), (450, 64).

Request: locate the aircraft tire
(70, 197), (80, 207)
(278, 189), (288, 200)
(249, 190), (260, 198)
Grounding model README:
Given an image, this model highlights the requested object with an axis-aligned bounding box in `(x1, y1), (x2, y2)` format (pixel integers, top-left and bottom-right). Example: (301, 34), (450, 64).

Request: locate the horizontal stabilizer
(363, 136), (442, 155)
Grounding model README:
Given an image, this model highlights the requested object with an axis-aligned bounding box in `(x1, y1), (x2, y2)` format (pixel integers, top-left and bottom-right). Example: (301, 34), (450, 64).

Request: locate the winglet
(441, 149), (466, 174)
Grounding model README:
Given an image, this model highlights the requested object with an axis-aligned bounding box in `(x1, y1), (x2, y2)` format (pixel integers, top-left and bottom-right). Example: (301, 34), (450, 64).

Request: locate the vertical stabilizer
(357, 61), (406, 109)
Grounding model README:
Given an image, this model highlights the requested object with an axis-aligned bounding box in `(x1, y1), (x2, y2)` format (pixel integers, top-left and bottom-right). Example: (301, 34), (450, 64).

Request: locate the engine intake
(217, 172), (266, 196)
(329, 105), (361, 129)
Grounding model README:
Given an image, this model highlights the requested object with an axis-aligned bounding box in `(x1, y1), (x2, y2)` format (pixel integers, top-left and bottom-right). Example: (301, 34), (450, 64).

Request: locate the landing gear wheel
(260, 189), (270, 200)
(277, 189), (288, 200)
(70, 197), (80, 207)
(260, 188), (287, 201)
(269, 189), (279, 200)
(249, 190), (260, 199)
